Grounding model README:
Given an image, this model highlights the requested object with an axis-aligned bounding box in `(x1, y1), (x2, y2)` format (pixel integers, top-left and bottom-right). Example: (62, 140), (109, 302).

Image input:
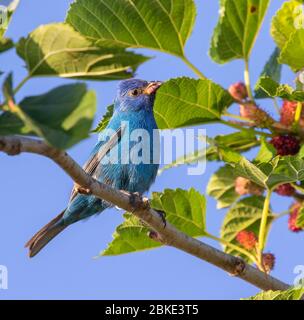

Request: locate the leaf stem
(293, 101), (302, 131)
(223, 112), (255, 123)
(273, 98), (281, 115)
(13, 75), (31, 95)
(181, 56), (207, 80)
(220, 119), (272, 137)
(244, 59), (254, 101)
(258, 189), (272, 254)
(205, 232), (258, 264)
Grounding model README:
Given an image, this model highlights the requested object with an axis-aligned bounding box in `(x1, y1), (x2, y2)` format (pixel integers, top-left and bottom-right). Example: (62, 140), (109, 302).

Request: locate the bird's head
(115, 79), (162, 112)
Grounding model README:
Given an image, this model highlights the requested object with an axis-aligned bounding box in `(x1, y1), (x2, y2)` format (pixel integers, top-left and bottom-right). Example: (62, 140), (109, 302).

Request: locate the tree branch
(0, 135), (289, 292)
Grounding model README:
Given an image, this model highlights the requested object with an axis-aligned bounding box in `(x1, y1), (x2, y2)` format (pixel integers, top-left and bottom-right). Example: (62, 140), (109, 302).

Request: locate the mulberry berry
(240, 103), (274, 127)
(262, 253), (275, 273)
(229, 82), (248, 101)
(236, 230), (258, 250)
(275, 183), (295, 197)
(235, 177), (263, 196)
(270, 135), (300, 156)
(280, 100), (304, 127)
(288, 203), (303, 232)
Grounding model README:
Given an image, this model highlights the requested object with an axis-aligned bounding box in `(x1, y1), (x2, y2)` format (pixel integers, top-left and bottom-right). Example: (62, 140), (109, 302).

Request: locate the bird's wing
(69, 126), (125, 202)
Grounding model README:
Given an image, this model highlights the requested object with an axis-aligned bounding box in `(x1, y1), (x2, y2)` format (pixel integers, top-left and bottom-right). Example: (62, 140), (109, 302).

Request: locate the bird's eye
(129, 89), (142, 97)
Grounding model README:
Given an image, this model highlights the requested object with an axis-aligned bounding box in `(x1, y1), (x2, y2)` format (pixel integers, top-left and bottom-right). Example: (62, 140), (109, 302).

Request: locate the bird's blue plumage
(26, 79), (161, 256)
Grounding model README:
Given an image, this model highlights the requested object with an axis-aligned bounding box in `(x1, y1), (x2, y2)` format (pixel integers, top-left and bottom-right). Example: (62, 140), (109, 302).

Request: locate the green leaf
(0, 111), (29, 135)
(102, 188), (206, 255)
(256, 77), (304, 101)
(16, 23), (149, 80)
(271, 0), (302, 50)
(243, 287), (304, 300)
(266, 156), (304, 190)
(0, 0), (19, 39)
(154, 77), (233, 129)
(0, 37), (13, 53)
(210, 0), (270, 63)
(296, 205), (304, 228)
(2, 72), (13, 101)
(279, 29), (304, 71)
(254, 137), (276, 164)
(0, 84), (97, 149)
(101, 212), (162, 256)
(221, 196), (273, 260)
(91, 104), (114, 133)
(271, 1), (304, 71)
(254, 47), (282, 99)
(232, 153), (304, 190)
(207, 165), (240, 209)
(66, 0), (196, 58)
(207, 131), (259, 161)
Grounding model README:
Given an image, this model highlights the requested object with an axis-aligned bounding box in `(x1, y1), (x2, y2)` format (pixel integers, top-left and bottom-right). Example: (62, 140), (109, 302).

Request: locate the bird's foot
(129, 192), (142, 210)
(75, 186), (92, 195)
(155, 210), (166, 229)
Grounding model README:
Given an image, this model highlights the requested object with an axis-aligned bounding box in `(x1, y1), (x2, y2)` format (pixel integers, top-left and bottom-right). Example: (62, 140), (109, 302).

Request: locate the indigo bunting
(26, 79), (162, 257)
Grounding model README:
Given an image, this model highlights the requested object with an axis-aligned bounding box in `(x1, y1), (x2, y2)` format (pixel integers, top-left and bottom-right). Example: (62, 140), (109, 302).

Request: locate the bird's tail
(25, 210), (67, 258)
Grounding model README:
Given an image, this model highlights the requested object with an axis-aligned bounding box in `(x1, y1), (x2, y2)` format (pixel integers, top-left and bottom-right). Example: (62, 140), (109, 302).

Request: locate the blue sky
(0, 0), (303, 300)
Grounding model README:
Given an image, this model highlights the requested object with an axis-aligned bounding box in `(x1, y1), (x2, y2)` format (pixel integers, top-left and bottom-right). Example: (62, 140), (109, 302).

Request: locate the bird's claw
(155, 210), (166, 228)
(129, 192), (141, 210)
(76, 186), (92, 195)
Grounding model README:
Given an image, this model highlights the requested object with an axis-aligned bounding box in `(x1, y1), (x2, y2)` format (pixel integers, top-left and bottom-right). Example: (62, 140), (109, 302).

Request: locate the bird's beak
(144, 81), (162, 95)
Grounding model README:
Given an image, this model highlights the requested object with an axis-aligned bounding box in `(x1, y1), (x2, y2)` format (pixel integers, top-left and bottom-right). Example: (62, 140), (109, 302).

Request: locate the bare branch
(0, 135), (290, 291)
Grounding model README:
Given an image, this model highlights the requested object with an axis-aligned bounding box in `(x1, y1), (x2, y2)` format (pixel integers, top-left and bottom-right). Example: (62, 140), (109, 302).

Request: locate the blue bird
(26, 79), (162, 257)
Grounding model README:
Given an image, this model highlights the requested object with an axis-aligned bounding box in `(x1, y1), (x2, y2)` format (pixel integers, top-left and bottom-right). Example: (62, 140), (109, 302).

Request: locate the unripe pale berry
(239, 103), (274, 127)
(235, 177), (263, 196)
(228, 82), (248, 101)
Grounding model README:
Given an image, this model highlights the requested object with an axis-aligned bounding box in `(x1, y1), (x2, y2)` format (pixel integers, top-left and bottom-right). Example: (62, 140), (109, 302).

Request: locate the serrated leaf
(0, 0), (19, 39)
(233, 153), (304, 190)
(243, 287), (304, 300)
(153, 77), (233, 129)
(92, 104), (114, 133)
(207, 165), (239, 209)
(254, 137), (276, 164)
(221, 196), (273, 261)
(271, 0), (302, 50)
(0, 84), (96, 149)
(279, 29), (304, 71)
(256, 77), (304, 101)
(102, 188), (206, 256)
(16, 23), (149, 80)
(210, 0), (270, 63)
(254, 47), (282, 99)
(66, 0), (196, 58)
(0, 37), (13, 53)
(266, 156), (304, 190)
(2, 71), (13, 101)
(296, 205), (304, 228)
(233, 157), (267, 187)
(0, 111), (29, 135)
